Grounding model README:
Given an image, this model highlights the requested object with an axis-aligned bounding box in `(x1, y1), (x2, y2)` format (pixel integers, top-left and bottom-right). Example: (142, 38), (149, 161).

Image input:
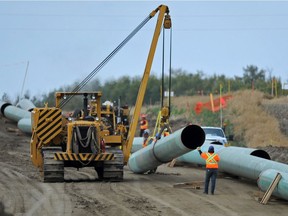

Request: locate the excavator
(30, 5), (172, 182)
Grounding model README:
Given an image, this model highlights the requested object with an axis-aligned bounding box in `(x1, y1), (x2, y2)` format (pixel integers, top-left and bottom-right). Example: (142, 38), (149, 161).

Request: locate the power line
(0, 61), (27, 67)
(1, 27), (288, 32)
(1, 13), (288, 17)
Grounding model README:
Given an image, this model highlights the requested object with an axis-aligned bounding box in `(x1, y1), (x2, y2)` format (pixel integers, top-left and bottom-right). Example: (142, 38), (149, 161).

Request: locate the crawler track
(96, 148), (124, 181)
(42, 147), (64, 182)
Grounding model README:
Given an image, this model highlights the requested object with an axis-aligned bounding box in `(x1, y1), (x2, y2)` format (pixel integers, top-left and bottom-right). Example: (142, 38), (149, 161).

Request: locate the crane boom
(29, 4), (172, 182)
(124, 5), (171, 163)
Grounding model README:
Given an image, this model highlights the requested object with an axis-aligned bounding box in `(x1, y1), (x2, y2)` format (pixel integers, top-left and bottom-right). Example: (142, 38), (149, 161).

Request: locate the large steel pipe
(0, 100), (11, 115)
(18, 118), (32, 133)
(131, 137), (143, 153)
(128, 124), (205, 174)
(257, 169), (288, 201)
(218, 147), (287, 180)
(177, 146), (271, 167)
(176, 145), (288, 201)
(2, 105), (31, 122)
(132, 135), (171, 154)
(223, 146), (271, 159)
(17, 98), (36, 111)
(1, 100), (32, 133)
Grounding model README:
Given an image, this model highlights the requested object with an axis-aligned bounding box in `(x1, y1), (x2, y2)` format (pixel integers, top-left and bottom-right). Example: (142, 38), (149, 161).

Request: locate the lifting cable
(160, 26), (172, 112)
(168, 27), (172, 115)
(161, 26), (165, 108)
(155, 26), (172, 135)
(59, 15), (152, 108)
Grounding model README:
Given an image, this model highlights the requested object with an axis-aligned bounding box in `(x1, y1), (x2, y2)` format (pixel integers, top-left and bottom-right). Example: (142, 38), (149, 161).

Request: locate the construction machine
(30, 5), (172, 182)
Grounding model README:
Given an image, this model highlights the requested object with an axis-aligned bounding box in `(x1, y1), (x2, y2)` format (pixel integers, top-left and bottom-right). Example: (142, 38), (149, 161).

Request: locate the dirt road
(0, 117), (287, 216)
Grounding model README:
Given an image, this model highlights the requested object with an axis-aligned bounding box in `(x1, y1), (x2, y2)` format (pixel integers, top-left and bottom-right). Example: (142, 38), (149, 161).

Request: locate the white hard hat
(102, 101), (113, 107)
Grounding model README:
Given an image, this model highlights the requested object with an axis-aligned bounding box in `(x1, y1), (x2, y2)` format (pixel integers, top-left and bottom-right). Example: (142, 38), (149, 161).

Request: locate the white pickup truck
(201, 126), (228, 146)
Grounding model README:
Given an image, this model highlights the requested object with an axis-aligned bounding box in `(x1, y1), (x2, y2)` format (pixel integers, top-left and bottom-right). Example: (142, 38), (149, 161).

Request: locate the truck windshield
(203, 128), (225, 138)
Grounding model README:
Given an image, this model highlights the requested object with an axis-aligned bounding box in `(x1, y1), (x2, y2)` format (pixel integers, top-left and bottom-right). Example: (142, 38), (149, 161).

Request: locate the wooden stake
(260, 172), (281, 205)
(167, 159), (177, 167)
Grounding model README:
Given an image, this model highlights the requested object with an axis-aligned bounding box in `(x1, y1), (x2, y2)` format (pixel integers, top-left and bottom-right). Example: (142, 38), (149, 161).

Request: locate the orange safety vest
(164, 131), (170, 137)
(201, 152), (220, 169)
(140, 120), (148, 130)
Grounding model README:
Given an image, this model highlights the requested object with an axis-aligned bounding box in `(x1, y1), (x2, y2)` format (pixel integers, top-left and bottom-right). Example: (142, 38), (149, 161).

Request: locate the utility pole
(20, 61), (29, 99)
(219, 83), (223, 128)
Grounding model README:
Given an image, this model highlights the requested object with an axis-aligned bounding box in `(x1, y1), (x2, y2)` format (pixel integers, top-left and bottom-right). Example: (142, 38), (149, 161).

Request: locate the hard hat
(208, 146), (214, 152)
(155, 133), (161, 139)
(103, 101), (113, 107)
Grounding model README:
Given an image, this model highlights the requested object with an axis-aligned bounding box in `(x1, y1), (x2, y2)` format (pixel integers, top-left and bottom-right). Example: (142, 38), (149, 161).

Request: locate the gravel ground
(1, 115), (288, 216)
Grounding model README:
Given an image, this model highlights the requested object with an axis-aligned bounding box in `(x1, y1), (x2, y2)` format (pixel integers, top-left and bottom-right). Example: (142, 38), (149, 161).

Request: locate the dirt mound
(226, 90), (288, 148)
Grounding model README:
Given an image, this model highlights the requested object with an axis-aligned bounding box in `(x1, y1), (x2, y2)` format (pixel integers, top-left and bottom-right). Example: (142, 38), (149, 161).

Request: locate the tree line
(1, 65), (284, 110)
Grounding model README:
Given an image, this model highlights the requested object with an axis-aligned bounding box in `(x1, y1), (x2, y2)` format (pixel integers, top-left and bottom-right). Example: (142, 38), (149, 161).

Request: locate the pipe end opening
(0, 102), (12, 116)
(250, 150), (271, 160)
(181, 124), (205, 149)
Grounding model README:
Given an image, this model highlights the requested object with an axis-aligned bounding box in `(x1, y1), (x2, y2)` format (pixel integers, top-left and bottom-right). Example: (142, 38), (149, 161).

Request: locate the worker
(139, 114), (148, 137)
(142, 129), (157, 174)
(142, 129), (151, 148)
(197, 145), (220, 195)
(163, 128), (170, 137)
(222, 121), (227, 133)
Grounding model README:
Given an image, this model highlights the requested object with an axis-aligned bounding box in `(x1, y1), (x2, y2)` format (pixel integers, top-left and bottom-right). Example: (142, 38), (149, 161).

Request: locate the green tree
(243, 65), (266, 89)
(1, 93), (11, 103)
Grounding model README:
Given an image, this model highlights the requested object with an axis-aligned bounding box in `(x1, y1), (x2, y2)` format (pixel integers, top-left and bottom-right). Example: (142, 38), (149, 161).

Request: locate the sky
(1, 0), (288, 100)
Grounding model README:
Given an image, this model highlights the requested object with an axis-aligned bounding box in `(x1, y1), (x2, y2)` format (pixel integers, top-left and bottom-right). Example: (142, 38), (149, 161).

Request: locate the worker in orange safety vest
(139, 114), (148, 137)
(197, 145), (220, 195)
(163, 129), (170, 137)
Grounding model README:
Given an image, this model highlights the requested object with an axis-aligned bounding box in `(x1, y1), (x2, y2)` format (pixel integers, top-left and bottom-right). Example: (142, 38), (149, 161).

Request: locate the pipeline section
(0, 100), (32, 133)
(176, 146), (277, 181)
(128, 124), (205, 174)
(131, 137), (143, 154)
(257, 169), (288, 201)
(18, 118), (32, 133)
(0, 101), (11, 115)
(176, 145), (288, 201)
(17, 98), (36, 111)
(217, 146), (288, 181)
(131, 135), (171, 154)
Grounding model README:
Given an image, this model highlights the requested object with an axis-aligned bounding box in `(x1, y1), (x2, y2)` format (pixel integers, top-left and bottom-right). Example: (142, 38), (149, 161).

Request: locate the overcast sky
(1, 0), (288, 100)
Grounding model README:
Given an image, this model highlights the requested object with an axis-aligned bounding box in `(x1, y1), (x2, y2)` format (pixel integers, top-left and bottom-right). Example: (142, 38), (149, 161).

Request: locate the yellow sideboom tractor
(29, 4), (172, 182)
(30, 92), (130, 182)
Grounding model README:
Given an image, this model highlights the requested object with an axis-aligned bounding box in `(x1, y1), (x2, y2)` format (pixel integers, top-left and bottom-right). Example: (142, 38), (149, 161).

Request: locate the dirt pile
(226, 90), (288, 148)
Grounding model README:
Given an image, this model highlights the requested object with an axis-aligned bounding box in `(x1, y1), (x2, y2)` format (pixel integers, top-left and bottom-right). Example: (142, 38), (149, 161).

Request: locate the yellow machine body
(30, 4), (171, 182)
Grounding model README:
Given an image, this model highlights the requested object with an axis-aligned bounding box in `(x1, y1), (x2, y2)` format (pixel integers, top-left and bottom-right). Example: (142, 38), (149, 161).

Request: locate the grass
(225, 90), (288, 148)
(144, 90), (288, 148)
